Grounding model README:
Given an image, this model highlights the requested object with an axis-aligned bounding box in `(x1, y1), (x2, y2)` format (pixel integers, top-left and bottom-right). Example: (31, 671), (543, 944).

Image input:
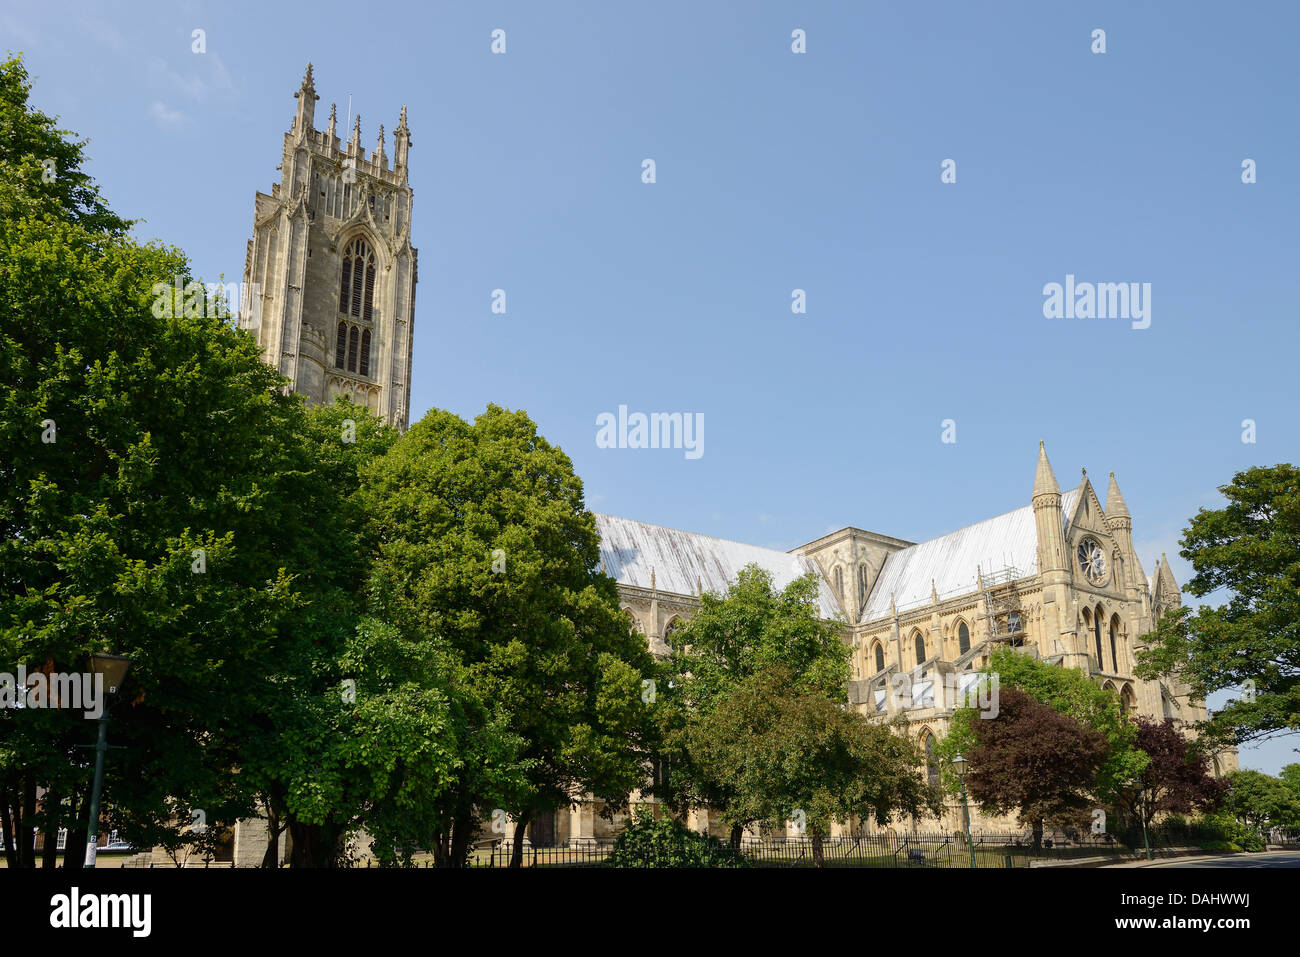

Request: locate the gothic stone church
(225, 67), (1230, 859)
(239, 64), (416, 431)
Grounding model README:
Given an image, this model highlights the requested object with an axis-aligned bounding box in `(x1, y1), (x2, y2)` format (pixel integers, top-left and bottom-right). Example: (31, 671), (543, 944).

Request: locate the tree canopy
(1137, 464), (1300, 749)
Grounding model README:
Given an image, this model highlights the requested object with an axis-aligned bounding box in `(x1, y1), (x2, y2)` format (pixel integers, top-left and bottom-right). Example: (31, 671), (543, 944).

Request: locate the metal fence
(111, 827), (1218, 868)
(395, 829), (1199, 868)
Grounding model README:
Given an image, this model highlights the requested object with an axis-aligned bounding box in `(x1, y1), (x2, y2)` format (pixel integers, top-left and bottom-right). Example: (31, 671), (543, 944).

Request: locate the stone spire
(293, 62), (319, 135)
(375, 124), (387, 169)
(1105, 471), (1130, 518)
(349, 113), (362, 156)
(1033, 440), (1060, 498)
(1158, 553), (1179, 592)
(326, 102), (337, 141)
(393, 104), (412, 179)
(1032, 441), (1066, 575)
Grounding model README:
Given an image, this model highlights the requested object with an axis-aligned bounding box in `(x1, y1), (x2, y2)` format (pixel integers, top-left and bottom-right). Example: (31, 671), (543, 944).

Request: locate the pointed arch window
(346, 326), (358, 372)
(1109, 616), (1120, 674)
(873, 642), (884, 674)
(663, 618), (681, 653)
(335, 238), (378, 378)
(338, 238), (377, 320)
(914, 632), (926, 666)
(958, 622), (970, 657)
(923, 734), (940, 787)
(858, 565), (870, 606)
(1094, 605), (1105, 671)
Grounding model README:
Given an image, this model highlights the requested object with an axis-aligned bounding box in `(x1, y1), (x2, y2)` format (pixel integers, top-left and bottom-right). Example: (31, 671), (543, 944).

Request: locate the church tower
(240, 64), (417, 430)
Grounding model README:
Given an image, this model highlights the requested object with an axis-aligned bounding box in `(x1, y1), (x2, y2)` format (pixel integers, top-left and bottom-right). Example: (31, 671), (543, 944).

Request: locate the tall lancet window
(336, 238), (378, 376)
(338, 238), (377, 319)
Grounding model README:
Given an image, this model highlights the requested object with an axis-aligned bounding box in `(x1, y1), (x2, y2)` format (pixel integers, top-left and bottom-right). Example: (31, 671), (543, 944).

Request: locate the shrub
(1191, 813), (1264, 853)
(605, 809), (749, 868)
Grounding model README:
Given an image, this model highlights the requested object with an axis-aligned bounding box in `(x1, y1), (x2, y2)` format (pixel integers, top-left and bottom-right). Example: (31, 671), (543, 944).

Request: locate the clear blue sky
(6, 1), (1297, 772)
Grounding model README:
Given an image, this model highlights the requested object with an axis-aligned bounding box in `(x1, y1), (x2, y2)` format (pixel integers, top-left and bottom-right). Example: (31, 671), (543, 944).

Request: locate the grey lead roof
(859, 488), (1081, 623)
(594, 513), (844, 620)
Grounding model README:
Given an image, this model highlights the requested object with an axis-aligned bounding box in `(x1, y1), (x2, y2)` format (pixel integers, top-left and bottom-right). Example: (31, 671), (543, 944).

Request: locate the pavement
(1107, 850), (1300, 868)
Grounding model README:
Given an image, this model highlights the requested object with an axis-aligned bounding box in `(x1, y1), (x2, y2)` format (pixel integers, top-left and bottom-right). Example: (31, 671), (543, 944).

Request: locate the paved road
(1139, 851), (1300, 868)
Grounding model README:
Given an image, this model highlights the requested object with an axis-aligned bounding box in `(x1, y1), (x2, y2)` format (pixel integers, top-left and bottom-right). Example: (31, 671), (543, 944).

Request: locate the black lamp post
(84, 653), (131, 868)
(1126, 778), (1152, 861)
(953, 753), (977, 869)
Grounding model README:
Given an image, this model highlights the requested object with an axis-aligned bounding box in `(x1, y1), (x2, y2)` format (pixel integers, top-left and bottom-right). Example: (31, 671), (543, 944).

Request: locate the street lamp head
(952, 753), (968, 778)
(89, 653), (132, 695)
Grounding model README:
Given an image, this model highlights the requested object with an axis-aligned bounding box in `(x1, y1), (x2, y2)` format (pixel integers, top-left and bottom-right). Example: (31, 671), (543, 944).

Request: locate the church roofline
(793, 526), (915, 553)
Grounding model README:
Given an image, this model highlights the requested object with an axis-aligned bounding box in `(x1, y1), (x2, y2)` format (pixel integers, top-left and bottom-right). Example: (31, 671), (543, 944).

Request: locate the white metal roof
(859, 488), (1081, 623)
(594, 513), (844, 620)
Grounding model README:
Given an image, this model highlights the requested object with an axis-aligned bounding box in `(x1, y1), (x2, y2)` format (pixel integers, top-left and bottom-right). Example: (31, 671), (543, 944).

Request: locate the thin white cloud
(150, 100), (188, 129)
(148, 51), (236, 102)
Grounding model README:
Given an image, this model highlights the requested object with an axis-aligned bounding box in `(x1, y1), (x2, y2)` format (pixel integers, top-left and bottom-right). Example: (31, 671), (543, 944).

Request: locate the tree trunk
(260, 814), (282, 869)
(287, 819), (339, 868)
(62, 787), (86, 871)
(448, 806), (474, 868)
(260, 789), (286, 867)
(729, 823), (744, 850)
(40, 786), (61, 869)
(509, 815), (531, 869)
(811, 829), (826, 868)
(17, 778), (36, 868)
(1031, 819), (1044, 850)
(0, 794), (17, 870)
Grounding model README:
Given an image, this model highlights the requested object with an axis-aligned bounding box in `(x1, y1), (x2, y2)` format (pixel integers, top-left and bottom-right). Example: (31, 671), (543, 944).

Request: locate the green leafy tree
(1223, 769), (1300, 832)
(1280, 763), (1300, 801)
(691, 664), (939, 866)
(1136, 465), (1300, 749)
(0, 54), (129, 234)
(0, 209), (315, 866)
(358, 405), (655, 867)
(663, 564), (850, 846)
(0, 54), (407, 867)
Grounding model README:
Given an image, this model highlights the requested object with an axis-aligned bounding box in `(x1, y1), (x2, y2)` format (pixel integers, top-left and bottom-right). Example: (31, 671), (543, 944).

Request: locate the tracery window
(335, 238), (377, 376)
(923, 734), (940, 787)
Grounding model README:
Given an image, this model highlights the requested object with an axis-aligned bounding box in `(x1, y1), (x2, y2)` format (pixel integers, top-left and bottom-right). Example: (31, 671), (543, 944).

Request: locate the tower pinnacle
(293, 62), (319, 134)
(1105, 471), (1130, 518)
(1033, 440), (1060, 498)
